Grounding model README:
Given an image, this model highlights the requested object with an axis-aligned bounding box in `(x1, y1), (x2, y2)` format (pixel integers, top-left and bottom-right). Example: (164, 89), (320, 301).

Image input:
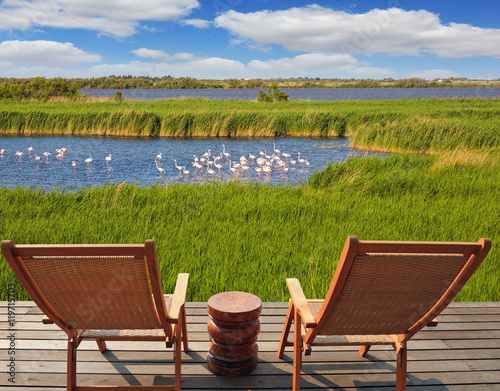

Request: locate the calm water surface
(0, 136), (386, 190)
(83, 87), (500, 101)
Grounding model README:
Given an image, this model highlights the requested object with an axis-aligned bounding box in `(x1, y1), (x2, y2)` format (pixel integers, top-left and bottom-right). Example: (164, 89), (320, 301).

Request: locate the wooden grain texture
(207, 292), (262, 376)
(1, 301), (499, 390)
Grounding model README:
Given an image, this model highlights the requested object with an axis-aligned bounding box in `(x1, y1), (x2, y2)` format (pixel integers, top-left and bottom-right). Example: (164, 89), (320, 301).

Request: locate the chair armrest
(168, 273), (189, 323)
(286, 278), (316, 328)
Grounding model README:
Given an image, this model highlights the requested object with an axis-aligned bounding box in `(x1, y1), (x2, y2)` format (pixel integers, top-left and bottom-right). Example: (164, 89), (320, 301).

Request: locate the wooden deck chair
(1, 239), (189, 391)
(278, 236), (491, 391)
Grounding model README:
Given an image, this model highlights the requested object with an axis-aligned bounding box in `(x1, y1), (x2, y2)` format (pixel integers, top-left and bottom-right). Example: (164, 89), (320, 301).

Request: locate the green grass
(1, 152), (498, 302)
(1, 97), (498, 302)
(0, 98), (499, 149)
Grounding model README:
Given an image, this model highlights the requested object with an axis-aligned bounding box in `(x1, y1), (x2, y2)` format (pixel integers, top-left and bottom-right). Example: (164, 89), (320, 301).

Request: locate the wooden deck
(1, 301), (500, 390)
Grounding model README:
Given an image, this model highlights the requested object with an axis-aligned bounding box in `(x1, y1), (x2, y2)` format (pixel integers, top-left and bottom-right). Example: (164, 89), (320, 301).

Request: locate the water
(0, 136), (385, 190)
(82, 87), (500, 101)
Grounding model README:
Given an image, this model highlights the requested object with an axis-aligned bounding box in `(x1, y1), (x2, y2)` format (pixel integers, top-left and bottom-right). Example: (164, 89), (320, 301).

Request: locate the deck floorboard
(1, 301), (500, 390)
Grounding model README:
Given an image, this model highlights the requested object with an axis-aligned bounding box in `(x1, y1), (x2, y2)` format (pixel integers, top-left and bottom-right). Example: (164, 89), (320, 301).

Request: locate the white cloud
(215, 6), (500, 58)
(87, 58), (248, 79)
(183, 19), (211, 28)
(0, 0), (200, 38)
(248, 53), (393, 78)
(131, 48), (202, 62)
(406, 69), (460, 80)
(0, 64), (83, 78)
(65, 52), (391, 79)
(0, 40), (102, 66)
(131, 48), (172, 60)
(173, 52), (201, 61)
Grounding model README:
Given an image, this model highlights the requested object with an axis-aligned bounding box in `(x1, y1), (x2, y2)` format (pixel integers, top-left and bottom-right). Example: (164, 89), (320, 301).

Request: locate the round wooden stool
(207, 291), (262, 376)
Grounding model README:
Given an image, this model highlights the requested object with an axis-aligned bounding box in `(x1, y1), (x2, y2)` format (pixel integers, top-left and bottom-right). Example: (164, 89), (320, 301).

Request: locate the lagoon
(0, 136), (385, 189)
(82, 87), (500, 101)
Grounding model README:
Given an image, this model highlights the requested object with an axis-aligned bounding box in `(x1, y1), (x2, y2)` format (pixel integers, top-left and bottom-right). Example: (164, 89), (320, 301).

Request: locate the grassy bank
(1, 152), (498, 302)
(1, 97), (498, 302)
(0, 98), (499, 150)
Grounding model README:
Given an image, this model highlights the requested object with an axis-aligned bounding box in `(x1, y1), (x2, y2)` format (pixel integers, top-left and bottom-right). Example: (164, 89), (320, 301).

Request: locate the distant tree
(393, 78), (429, 88)
(0, 77), (79, 100)
(114, 91), (124, 101)
(257, 84), (289, 102)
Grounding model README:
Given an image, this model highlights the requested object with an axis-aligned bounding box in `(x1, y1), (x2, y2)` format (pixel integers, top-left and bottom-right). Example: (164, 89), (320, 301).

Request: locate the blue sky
(0, 0), (499, 80)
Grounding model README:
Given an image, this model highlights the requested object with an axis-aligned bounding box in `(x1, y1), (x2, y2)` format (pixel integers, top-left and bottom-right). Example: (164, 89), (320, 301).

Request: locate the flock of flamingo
(154, 143), (310, 179)
(0, 147), (112, 170)
(1, 142), (311, 181)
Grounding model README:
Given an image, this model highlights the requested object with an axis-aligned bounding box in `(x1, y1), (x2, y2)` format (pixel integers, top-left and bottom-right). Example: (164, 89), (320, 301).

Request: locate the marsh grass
(431, 147), (493, 171)
(1, 97), (498, 302)
(0, 98), (499, 151)
(1, 152), (498, 302)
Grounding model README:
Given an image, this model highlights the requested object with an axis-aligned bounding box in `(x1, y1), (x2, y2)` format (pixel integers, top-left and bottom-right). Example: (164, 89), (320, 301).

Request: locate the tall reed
(2, 152), (498, 302)
(1, 98), (499, 153)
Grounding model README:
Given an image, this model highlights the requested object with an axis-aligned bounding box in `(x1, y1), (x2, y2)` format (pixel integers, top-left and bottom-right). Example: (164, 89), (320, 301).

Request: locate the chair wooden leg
(96, 339), (107, 352)
(181, 306), (188, 352)
(395, 347), (407, 391)
(359, 345), (371, 357)
(175, 323), (182, 391)
(293, 306), (302, 391)
(67, 338), (77, 391)
(278, 301), (294, 358)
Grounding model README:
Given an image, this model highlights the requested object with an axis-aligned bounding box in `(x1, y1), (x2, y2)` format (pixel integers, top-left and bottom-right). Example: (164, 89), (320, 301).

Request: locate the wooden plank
(2, 301), (500, 390)
(3, 347), (499, 364)
(3, 302), (500, 318)
(447, 302), (500, 308)
(3, 370), (499, 389)
(3, 386), (498, 391)
(4, 318), (499, 333)
(430, 314), (500, 322)
(443, 339), (500, 349)
(406, 348), (500, 360)
(0, 358), (474, 376)
(464, 359), (500, 371)
(0, 338), (450, 352)
(6, 312), (500, 324)
(18, 301), (500, 312)
(5, 328), (500, 343)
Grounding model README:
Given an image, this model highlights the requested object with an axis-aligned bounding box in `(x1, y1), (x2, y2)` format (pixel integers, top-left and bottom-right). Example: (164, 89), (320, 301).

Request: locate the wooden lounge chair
(277, 236), (491, 391)
(1, 239), (189, 391)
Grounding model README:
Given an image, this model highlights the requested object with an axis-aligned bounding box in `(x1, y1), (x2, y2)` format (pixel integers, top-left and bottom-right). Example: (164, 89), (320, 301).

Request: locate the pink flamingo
(156, 160), (165, 176)
(173, 159), (183, 176)
(85, 154), (92, 167)
(105, 154), (112, 167)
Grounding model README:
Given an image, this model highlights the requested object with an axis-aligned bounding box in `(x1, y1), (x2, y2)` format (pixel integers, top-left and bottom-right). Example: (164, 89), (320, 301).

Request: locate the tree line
(0, 77), (79, 100)
(0, 76), (498, 101)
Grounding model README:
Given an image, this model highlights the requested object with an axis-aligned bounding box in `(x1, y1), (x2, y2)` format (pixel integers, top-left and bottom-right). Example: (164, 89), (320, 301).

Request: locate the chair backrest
(309, 236), (491, 342)
(1, 240), (171, 339)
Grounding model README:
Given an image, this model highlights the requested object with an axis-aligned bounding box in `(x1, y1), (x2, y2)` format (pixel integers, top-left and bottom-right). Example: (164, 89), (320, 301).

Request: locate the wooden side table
(207, 291), (262, 376)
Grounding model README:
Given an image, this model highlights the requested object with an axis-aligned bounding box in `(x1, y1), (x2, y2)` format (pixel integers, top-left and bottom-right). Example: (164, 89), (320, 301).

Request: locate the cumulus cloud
(131, 48), (202, 62)
(0, 40), (102, 66)
(88, 57), (248, 79)
(406, 69), (460, 80)
(183, 19), (211, 28)
(215, 6), (500, 58)
(248, 53), (393, 78)
(0, 64), (82, 78)
(0, 0), (200, 38)
(131, 48), (172, 60)
(69, 51), (391, 79)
